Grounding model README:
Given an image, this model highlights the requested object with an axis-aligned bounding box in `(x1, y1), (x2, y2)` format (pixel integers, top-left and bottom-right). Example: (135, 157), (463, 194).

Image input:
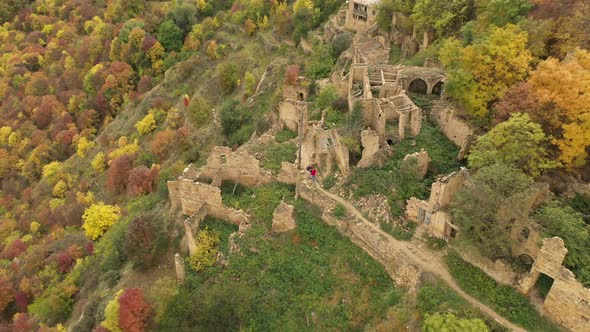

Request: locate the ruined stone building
(345, 0), (380, 33)
(405, 169), (468, 239)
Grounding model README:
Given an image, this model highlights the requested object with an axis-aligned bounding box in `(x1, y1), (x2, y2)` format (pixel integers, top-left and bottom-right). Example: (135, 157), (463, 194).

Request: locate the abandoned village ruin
(167, 2), (590, 331)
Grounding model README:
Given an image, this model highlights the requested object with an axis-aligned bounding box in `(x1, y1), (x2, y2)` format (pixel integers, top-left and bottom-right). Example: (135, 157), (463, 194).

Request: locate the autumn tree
(439, 24), (532, 119)
(118, 288), (151, 332)
(150, 130), (176, 160)
(107, 154), (134, 194)
(158, 20), (183, 52)
(82, 202), (121, 240)
(127, 166), (159, 197)
(468, 113), (557, 176)
(125, 214), (167, 269)
(528, 49), (590, 167)
(0, 277), (15, 312)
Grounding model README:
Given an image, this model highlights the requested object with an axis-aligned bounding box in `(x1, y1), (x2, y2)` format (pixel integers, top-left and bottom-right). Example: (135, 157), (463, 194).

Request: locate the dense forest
(0, 0), (588, 331)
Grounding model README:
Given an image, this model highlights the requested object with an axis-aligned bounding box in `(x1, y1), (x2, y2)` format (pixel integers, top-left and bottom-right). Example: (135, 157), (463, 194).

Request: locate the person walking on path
(306, 165), (317, 184)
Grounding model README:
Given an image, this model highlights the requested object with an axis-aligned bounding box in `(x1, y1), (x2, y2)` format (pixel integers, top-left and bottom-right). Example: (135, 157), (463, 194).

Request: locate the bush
(158, 20), (183, 52)
(82, 202), (121, 240)
(188, 228), (220, 272)
(306, 42), (334, 80)
(315, 85), (339, 110)
(322, 175), (336, 190)
(135, 113), (157, 135)
(125, 214), (168, 269)
(107, 154), (134, 194)
(446, 252), (560, 331)
(119, 288), (152, 332)
(275, 129), (297, 143)
(216, 62), (241, 94)
(127, 166), (159, 197)
(330, 33), (352, 59)
(332, 204), (346, 219)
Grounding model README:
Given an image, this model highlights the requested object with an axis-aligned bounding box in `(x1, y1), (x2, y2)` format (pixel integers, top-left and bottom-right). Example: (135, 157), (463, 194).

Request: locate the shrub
(135, 113), (157, 135)
(92, 152), (107, 173)
(82, 202), (121, 240)
(101, 290), (123, 332)
(125, 214), (167, 269)
(119, 288), (151, 332)
(275, 129), (297, 143)
(188, 228), (220, 272)
(107, 155), (134, 194)
(315, 85), (338, 110)
(77, 137), (95, 158)
(150, 130), (175, 160)
(158, 20), (183, 52)
(217, 62), (240, 93)
(127, 166), (159, 197)
(306, 42), (334, 80)
(322, 175), (336, 190)
(332, 204), (346, 219)
(285, 64), (300, 85)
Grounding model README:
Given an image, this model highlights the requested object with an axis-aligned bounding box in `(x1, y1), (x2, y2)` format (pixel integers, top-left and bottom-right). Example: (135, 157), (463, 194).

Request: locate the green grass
(445, 252), (560, 332)
(345, 121), (461, 219)
(159, 193), (405, 331)
(322, 175), (336, 190)
(380, 222), (416, 241)
(417, 279), (508, 331)
(333, 203), (346, 219)
(389, 43), (403, 64)
(275, 128), (297, 143)
(253, 142), (297, 173)
(200, 216), (239, 255)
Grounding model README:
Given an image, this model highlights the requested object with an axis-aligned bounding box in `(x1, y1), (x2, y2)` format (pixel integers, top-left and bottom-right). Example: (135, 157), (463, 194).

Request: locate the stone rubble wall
(430, 105), (475, 160)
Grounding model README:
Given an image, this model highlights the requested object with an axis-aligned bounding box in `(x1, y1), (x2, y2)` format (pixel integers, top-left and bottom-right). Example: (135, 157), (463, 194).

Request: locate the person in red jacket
(309, 165), (317, 184)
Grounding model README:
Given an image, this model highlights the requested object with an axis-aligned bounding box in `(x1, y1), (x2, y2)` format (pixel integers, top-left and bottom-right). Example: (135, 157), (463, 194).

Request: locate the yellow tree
(529, 49), (590, 167)
(82, 202), (121, 240)
(440, 24), (532, 119)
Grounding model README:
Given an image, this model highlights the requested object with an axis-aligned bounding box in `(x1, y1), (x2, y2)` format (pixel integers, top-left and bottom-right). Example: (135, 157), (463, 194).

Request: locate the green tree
(423, 312), (489, 332)
(451, 163), (533, 260)
(468, 113), (557, 176)
(158, 20), (184, 52)
(412, 0), (475, 37)
(439, 24), (532, 118)
(481, 0), (532, 27)
(306, 41), (334, 80)
(376, 0), (413, 32)
(216, 62), (241, 93)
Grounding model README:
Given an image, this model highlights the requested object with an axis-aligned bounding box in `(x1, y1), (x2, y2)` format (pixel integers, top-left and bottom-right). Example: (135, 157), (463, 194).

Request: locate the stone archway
(408, 78), (428, 94)
(432, 81), (444, 96)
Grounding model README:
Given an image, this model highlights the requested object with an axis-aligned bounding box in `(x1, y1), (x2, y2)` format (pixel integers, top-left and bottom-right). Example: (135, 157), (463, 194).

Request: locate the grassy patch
(445, 252), (560, 332)
(380, 222), (416, 241)
(254, 142), (297, 172)
(160, 197), (404, 331)
(389, 43), (403, 64)
(199, 216), (239, 255)
(322, 175), (336, 190)
(425, 236), (447, 251)
(333, 203), (346, 219)
(275, 128), (297, 143)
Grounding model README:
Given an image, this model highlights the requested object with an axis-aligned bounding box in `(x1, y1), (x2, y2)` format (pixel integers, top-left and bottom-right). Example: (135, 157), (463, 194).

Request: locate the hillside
(0, 0), (589, 331)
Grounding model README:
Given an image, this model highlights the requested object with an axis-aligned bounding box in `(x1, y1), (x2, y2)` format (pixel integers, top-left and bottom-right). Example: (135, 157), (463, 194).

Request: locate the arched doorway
(432, 81), (444, 96)
(408, 78), (428, 94)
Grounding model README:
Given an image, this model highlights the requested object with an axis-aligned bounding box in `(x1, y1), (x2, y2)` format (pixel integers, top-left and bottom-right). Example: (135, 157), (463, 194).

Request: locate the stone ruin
(345, 0), (380, 33)
(272, 201), (296, 233)
(402, 149), (430, 178)
(518, 238), (590, 331)
(405, 169), (468, 239)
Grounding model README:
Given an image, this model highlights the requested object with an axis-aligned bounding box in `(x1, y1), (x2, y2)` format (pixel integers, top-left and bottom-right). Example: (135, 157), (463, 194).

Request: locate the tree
(422, 312), (489, 332)
(0, 277), (15, 312)
(127, 166), (159, 197)
(101, 290), (123, 332)
(376, 0), (413, 32)
(150, 130), (176, 160)
(480, 0), (532, 27)
(135, 114), (157, 136)
(439, 25), (532, 118)
(412, 0), (475, 37)
(158, 20), (183, 52)
(107, 155), (134, 194)
(118, 288), (151, 332)
(306, 41), (334, 80)
(92, 152), (107, 173)
(82, 202), (121, 240)
(77, 137), (95, 158)
(125, 214), (167, 269)
(528, 49), (590, 167)
(468, 113), (557, 176)
(451, 163), (533, 260)
(292, 0), (317, 41)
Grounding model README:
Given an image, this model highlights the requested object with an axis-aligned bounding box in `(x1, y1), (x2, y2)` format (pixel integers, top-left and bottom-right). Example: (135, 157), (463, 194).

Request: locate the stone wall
(279, 99), (309, 134)
(430, 105), (475, 159)
(518, 237), (590, 331)
(168, 178), (249, 225)
(358, 128), (380, 168)
(199, 146), (273, 187)
(345, 1), (380, 34)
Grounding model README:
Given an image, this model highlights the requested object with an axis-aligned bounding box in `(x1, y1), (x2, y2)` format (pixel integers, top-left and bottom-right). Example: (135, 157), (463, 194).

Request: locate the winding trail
(314, 185), (526, 332)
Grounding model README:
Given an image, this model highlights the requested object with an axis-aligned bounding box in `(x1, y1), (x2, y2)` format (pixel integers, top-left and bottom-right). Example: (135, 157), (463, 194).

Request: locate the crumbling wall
(428, 169), (468, 209)
(345, 0), (380, 34)
(358, 128), (381, 168)
(199, 146), (272, 187)
(272, 201), (296, 233)
(279, 99), (308, 134)
(301, 128), (350, 176)
(430, 105), (475, 159)
(167, 178), (249, 225)
(518, 237), (590, 331)
(402, 149), (430, 178)
(278, 162), (298, 185)
(283, 79), (310, 101)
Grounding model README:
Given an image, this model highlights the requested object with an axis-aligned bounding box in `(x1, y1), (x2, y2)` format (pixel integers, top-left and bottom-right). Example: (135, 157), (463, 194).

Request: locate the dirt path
(315, 185), (526, 332)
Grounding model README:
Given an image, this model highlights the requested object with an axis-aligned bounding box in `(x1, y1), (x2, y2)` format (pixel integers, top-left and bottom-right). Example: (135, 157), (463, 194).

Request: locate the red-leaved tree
(107, 154), (134, 194)
(127, 166), (159, 197)
(118, 288), (151, 332)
